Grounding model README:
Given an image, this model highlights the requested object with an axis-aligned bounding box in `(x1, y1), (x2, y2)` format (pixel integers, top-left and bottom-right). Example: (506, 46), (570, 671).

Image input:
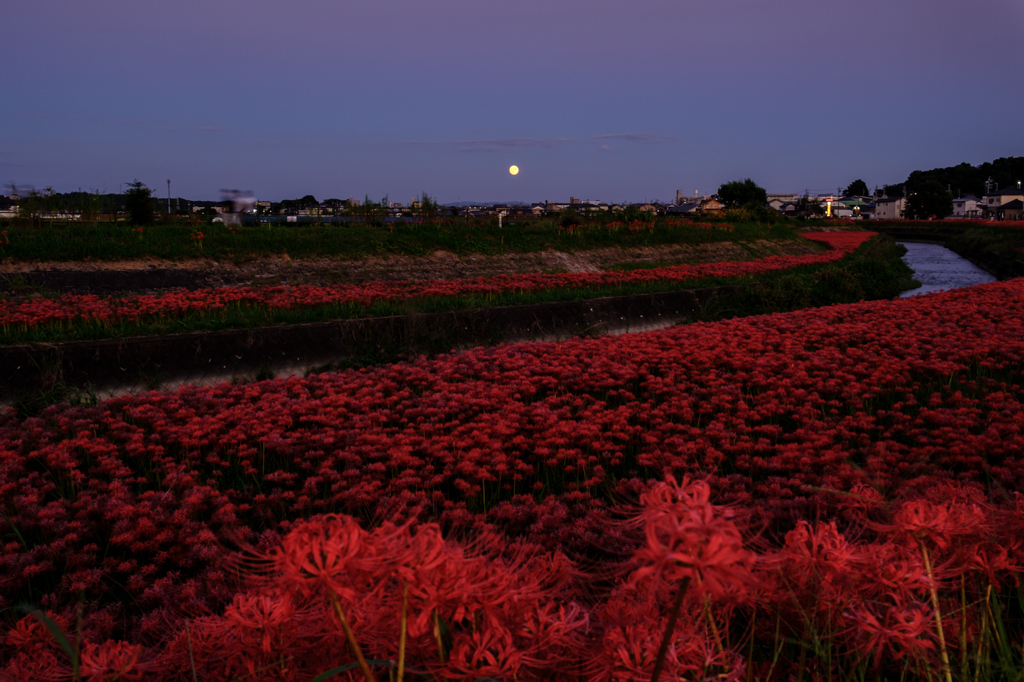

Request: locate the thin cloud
(17, 112), (81, 120)
(402, 137), (575, 153)
(591, 133), (677, 143)
(254, 139), (328, 148)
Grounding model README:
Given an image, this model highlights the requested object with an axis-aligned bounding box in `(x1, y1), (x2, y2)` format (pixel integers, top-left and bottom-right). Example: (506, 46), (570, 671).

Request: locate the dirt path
(1, 239), (823, 295)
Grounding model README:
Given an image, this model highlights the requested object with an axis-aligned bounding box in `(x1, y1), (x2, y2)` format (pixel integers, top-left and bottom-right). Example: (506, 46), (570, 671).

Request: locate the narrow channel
(898, 241), (997, 298)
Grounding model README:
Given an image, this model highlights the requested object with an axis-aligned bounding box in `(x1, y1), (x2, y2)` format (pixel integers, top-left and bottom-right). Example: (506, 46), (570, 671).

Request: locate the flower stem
(331, 594), (378, 682)
(919, 542), (953, 682)
(651, 576), (692, 682)
(398, 580), (408, 682)
(433, 610), (447, 664)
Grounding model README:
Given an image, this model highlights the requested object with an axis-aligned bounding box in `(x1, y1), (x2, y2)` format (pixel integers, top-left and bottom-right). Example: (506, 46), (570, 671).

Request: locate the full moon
(509, 165), (519, 175)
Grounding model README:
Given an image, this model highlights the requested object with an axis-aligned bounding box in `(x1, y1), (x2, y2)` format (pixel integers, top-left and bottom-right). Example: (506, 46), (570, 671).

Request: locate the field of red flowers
(3, 265), (1024, 679)
(0, 232), (866, 340)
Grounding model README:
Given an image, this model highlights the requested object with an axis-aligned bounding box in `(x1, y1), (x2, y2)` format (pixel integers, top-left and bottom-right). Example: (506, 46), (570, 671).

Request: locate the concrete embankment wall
(1, 286), (737, 401)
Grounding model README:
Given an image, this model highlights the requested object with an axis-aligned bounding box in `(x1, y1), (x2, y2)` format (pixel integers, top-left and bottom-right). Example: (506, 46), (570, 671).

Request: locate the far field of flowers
(3, 271), (1024, 680)
(0, 232), (868, 345)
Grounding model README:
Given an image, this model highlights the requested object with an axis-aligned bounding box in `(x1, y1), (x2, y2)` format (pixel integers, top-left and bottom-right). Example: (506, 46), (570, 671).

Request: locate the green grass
(0, 217), (798, 262)
(946, 224), (1024, 260)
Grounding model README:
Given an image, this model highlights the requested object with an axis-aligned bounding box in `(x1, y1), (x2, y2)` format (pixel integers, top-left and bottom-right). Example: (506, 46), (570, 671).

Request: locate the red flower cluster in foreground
(3, 480), (1022, 681)
(0, 232), (868, 333)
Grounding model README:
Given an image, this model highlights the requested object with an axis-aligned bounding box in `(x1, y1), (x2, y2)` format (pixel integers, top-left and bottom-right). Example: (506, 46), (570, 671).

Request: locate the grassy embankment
(0, 231), (915, 346)
(945, 223), (1024, 261)
(0, 216), (785, 261)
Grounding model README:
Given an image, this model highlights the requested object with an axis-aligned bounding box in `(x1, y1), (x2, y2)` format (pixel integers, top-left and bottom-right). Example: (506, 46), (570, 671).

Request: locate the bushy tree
(843, 179), (869, 198)
(124, 180), (154, 225)
(717, 179), (767, 209)
(905, 179), (953, 219)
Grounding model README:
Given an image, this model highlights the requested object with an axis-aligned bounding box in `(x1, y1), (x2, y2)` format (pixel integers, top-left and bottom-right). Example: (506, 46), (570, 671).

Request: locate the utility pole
(167, 179), (171, 215)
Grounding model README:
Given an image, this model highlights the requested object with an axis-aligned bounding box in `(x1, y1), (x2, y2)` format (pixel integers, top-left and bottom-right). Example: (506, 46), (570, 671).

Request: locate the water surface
(898, 242), (996, 297)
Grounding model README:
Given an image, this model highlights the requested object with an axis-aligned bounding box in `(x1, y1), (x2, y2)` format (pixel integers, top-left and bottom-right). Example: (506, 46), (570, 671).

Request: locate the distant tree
(797, 196), (825, 217)
(717, 179), (767, 209)
(418, 192), (438, 224)
(905, 179), (953, 219)
(124, 180), (154, 225)
(881, 183), (905, 198)
(843, 179), (869, 198)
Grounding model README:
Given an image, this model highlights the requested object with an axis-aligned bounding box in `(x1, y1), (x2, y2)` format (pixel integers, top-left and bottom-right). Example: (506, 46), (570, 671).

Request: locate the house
(997, 199), (1023, 221)
(699, 198), (724, 213)
(668, 202), (701, 214)
(766, 194), (798, 210)
(982, 187), (1024, 217)
(951, 196), (981, 219)
(874, 196), (906, 220)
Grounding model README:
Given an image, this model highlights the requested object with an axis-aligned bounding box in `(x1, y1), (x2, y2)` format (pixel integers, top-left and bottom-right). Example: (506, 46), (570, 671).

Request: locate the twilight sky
(3, 0), (1023, 203)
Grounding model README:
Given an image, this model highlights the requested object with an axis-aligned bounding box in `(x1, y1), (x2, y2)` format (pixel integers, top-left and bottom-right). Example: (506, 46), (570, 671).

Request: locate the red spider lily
(7, 268), (1024, 676)
(843, 601), (936, 669)
(0, 649), (69, 682)
(777, 521), (857, 583)
(0, 231), (870, 333)
(272, 514), (376, 600)
(443, 627), (523, 681)
(4, 614), (65, 655)
(633, 476), (754, 601)
(80, 640), (144, 681)
(885, 499), (990, 551)
(223, 592), (295, 653)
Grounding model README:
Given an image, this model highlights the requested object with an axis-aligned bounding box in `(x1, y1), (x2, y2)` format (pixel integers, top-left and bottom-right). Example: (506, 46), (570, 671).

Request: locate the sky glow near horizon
(3, 0), (1023, 203)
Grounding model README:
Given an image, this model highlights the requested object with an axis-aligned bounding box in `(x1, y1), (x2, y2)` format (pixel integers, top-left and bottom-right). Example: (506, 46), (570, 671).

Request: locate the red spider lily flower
(778, 520), (857, 581)
(882, 498), (991, 553)
(4, 614), (65, 654)
(273, 514), (376, 600)
(633, 476), (755, 600)
(0, 649), (69, 682)
(223, 592), (295, 653)
(443, 627), (523, 681)
(843, 601), (936, 669)
(80, 640), (145, 681)
(970, 542), (1023, 589)
(766, 520), (861, 619)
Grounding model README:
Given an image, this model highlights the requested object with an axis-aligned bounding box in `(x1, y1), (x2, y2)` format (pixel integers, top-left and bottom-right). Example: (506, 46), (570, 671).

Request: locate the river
(898, 241), (997, 298)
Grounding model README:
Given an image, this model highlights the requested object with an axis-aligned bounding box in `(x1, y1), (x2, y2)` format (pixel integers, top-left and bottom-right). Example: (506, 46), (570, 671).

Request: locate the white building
(874, 196), (906, 220)
(951, 196), (981, 219)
